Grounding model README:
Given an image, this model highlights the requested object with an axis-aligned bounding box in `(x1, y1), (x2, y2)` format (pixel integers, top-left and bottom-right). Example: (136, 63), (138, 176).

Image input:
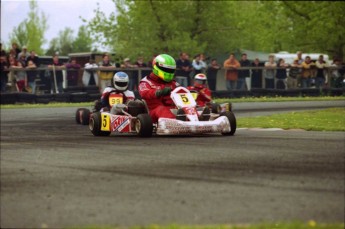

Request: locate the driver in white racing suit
(100, 71), (135, 114)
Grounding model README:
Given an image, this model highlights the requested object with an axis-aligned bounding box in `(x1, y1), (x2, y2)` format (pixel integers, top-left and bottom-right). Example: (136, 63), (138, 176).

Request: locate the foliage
(8, 0), (48, 55)
(237, 108), (345, 131)
(84, 1), (345, 61)
(72, 26), (93, 53)
(45, 28), (74, 56)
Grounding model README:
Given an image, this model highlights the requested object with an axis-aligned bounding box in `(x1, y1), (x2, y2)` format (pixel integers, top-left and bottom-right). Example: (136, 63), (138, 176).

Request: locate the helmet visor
(195, 79), (206, 85)
(115, 81), (128, 87)
(156, 64), (175, 74)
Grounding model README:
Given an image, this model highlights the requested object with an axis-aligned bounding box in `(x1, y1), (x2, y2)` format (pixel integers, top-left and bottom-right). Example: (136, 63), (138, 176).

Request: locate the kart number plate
(109, 94), (123, 107)
(101, 113), (110, 131)
(179, 93), (191, 105)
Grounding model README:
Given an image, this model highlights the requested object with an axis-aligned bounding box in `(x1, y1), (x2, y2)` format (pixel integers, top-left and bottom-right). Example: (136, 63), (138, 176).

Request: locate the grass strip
(67, 221), (344, 229)
(237, 108), (345, 131)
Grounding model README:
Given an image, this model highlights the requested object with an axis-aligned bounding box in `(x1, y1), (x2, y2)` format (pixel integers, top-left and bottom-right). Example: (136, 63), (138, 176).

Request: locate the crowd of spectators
(1, 42), (344, 94)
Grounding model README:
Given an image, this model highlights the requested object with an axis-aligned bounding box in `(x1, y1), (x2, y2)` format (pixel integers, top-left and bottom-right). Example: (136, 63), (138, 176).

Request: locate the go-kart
(155, 87), (236, 135)
(76, 91), (153, 137)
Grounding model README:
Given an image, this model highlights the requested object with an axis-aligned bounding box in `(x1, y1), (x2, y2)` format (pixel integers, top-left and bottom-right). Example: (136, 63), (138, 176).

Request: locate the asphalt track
(1, 101), (344, 228)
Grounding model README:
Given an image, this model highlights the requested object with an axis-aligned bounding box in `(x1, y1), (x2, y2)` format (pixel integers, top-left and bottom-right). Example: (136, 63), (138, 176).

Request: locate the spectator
(18, 53), (27, 68)
(26, 60), (38, 94)
(315, 55), (329, 89)
(287, 59), (301, 89)
(192, 54), (207, 75)
(134, 56), (150, 90)
(0, 43), (6, 56)
(223, 53), (240, 91)
(98, 53), (116, 92)
(48, 54), (65, 94)
(251, 58), (263, 89)
(276, 58), (289, 89)
(17, 46), (29, 60)
(238, 53), (250, 90)
(264, 55), (277, 89)
(10, 58), (26, 92)
(121, 57), (137, 90)
(175, 52), (192, 87)
(26, 50), (40, 67)
(82, 58), (99, 86)
(206, 58), (220, 91)
(11, 42), (21, 59)
(0, 54), (9, 92)
(296, 51), (304, 65)
(65, 58), (81, 87)
(301, 56), (315, 88)
(330, 58), (344, 88)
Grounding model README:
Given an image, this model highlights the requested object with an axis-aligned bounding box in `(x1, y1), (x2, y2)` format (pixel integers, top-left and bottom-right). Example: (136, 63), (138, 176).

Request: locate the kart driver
(138, 54), (180, 123)
(187, 73), (212, 107)
(100, 71), (135, 114)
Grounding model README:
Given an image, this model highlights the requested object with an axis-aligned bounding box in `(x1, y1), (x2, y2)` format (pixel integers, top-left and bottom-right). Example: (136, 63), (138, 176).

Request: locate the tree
(72, 26), (93, 53)
(84, 0), (345, 61)
(9, 0), (48, 55)
(45, 28), (74, 56)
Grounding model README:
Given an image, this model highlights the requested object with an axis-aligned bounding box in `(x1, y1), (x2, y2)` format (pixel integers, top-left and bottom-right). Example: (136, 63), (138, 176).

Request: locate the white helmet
(113, 71), (129, 91)
(194, 73), (207, 88)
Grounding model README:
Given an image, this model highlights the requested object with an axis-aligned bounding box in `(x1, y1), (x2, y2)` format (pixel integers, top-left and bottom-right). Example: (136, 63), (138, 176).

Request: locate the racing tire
(220, 111), (236, 136)
(75, 108), (90, 125)
(135, 114), (153, 137)
(89, 112), (111, 136)
(211, 103), (221, 114)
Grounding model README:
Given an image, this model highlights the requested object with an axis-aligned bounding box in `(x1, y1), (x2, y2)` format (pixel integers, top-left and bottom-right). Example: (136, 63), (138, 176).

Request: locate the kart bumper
(156, 116), (230, 135)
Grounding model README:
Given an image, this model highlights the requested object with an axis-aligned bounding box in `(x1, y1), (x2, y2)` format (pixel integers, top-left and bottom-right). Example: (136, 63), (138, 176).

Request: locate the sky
(1, 0), (116, 50)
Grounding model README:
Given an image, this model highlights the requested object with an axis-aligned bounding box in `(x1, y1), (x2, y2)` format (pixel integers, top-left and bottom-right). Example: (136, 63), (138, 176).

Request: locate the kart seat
(127, 100), (148, 116)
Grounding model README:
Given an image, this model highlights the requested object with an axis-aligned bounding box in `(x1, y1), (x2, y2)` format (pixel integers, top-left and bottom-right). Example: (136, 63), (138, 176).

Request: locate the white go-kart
(156, 87), (236, 136)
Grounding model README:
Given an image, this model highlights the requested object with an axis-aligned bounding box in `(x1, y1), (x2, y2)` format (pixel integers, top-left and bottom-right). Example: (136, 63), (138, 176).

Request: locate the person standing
(276, 58), (289, 89)
(65, 58), (81, 87)
(82, 58), (99, 87)
(251, 58), (263, 89)
(223, 53), (240, 91)
(175, 52), (192, 87)
(48, 54), (65, 94)
(238, 53), (250, 90)
(287, 59), (301, 89)
(264, 55), (277, 89)
(315, 55), (329, 89)
(0, 54), (9, 92)
(206, 58), (220, 91)
(301, 56), (315, 88)
(26, 60), (38, 94)
(98, 53), (116, 92)
(192, 54), (207, 75)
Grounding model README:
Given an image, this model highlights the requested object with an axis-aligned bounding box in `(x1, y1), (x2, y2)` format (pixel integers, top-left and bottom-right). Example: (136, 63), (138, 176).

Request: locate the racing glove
(155, 87), (171, 97)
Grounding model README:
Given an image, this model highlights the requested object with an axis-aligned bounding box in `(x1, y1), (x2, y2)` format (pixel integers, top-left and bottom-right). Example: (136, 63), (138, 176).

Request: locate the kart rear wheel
(135, 114), (153, 137)
(89, 112), (111, 136)
(210, 103), (221, 113)
(220, 111), (236, 136)
(75, 108), (90, 125)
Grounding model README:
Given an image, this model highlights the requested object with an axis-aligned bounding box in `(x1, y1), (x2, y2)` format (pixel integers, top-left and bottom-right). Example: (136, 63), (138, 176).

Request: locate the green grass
(214, 96), (345, 103)
(67, 221), (344, 229)
(237, 108), (345, 131)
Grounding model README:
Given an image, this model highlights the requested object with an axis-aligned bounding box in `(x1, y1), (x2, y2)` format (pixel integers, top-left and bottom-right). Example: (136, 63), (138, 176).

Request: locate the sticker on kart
(110, 115), (131, 132)
(109, 93), (123, 107)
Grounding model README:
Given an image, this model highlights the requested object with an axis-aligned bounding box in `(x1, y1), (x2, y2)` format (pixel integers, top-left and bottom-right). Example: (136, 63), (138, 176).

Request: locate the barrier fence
(2, 66), (344, 103)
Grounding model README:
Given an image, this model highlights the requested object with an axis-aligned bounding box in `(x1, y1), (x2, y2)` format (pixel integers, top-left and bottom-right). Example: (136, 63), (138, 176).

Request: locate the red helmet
(194, 73), (207, 88)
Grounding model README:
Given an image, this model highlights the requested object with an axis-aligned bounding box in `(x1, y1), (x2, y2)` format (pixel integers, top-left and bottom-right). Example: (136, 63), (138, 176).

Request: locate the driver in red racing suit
(187, 73), (212, 107)
(139, 54), (179, 123)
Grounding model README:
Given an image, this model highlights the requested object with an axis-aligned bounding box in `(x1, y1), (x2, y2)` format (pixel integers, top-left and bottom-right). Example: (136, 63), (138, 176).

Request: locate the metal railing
(3, 65), (344, 94)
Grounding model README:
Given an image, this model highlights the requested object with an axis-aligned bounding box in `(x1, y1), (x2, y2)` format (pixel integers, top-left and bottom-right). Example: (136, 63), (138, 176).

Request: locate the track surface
(1, 101), (344, 228)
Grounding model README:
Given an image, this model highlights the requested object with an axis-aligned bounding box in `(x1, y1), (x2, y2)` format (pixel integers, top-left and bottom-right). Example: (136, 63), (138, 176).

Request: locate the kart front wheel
(220, 111), (236, 136)
(135, 114), (153, 137)
(89, 112), (111, 136)
(75, 108), (90, 125)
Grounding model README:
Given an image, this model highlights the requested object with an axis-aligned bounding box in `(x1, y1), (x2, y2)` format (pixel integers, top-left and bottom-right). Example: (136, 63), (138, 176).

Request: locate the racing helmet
(113, 71), (129, 91)
(152, 54), (176, 82)
(194, 73), (207, 88)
